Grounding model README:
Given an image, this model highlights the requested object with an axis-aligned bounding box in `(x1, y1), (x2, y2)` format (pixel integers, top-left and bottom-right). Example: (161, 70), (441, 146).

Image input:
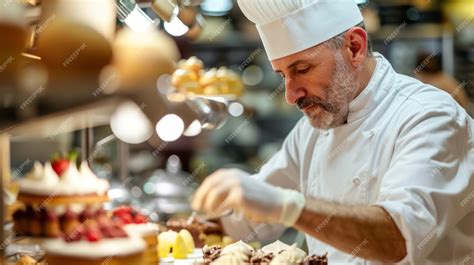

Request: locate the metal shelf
(0, 96), (130, 140)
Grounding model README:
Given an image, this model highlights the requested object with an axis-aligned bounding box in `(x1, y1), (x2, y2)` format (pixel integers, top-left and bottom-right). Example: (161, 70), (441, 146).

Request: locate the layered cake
(166, 215), (225, 248)
(13, 155), (109, 238)
(42, 202), (146, 265)
(201, 240), (328, 265)
(113, 206), (159, 264)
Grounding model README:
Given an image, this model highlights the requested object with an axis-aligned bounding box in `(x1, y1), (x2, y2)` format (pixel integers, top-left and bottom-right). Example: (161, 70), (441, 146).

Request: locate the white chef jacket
(222, 53), (474, 264)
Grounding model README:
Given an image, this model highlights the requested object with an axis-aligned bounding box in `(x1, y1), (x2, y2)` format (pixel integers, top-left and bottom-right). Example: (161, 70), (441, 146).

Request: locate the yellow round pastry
(182, 56), (204, 76)
(203, 85), (224, 95)
(199, 68), (219, 87)
(171, 68), (202, 94)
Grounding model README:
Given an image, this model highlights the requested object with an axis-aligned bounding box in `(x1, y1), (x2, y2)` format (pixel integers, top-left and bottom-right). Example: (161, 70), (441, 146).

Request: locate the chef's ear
(343, 27), (369, 68)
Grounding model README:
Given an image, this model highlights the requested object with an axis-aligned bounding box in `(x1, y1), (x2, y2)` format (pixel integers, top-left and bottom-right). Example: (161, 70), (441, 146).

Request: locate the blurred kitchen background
(1, 0), (473, 222)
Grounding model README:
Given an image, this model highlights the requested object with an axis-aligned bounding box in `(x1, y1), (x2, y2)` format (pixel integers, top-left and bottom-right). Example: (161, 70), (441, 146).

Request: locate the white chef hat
(237, 0), (363, 60)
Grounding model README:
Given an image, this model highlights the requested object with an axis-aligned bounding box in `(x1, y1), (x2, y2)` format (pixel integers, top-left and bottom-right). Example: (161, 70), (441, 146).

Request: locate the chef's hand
(192, 169), (305, 226)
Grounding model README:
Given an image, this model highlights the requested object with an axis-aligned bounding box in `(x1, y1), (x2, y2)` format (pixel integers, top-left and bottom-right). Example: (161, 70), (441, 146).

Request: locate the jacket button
(352, 176), (361, 186)
(369, 130), (375, 137)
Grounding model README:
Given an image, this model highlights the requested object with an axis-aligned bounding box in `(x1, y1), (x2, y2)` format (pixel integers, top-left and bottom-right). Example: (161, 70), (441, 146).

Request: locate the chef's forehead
(271, 42), (333, 71)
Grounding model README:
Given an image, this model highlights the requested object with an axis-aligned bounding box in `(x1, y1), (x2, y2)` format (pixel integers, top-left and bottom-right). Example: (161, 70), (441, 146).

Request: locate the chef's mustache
(296, 97), (337, 113)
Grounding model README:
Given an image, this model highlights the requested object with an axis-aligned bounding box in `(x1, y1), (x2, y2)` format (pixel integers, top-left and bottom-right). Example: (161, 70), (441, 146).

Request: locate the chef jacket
(222, 53), (474, 264)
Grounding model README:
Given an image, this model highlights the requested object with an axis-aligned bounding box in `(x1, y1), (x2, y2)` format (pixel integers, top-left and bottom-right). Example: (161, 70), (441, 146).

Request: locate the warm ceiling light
(110, 102), (153, 144)
(156, 114), (185, 142)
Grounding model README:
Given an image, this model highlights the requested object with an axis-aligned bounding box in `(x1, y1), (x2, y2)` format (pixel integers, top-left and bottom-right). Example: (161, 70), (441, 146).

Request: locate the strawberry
(51, 158), (69, 176)
(65, 227), (83, 242)
(86, 229), (102, 242)
(51, 151), (78, 176)
(113, 206), (132, 216)
(101, 225), (115, 238)
(134, 214), (147, 224)
(112, 216), (125, 227)
(121, 213), (133, 224)
(112, 226), (128, 238)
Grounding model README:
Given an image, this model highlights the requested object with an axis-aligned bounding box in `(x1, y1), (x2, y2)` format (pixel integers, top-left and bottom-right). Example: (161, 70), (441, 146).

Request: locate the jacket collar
(347, 52), (396, 123)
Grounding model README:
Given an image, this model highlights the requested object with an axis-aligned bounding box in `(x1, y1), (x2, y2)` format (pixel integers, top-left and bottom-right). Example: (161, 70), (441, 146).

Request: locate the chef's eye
(296, 66), (312, 74)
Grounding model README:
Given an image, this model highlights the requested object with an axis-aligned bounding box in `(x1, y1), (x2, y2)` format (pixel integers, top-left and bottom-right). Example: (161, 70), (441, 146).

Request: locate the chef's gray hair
(324, 22), (373, 57)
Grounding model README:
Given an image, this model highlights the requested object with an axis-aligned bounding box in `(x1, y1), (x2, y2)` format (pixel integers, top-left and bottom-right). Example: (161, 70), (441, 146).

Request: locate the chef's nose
(285, 78), (307, 105)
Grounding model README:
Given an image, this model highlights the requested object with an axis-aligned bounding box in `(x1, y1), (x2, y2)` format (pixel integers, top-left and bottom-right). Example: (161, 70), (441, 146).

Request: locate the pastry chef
(192, 0), (474, 264)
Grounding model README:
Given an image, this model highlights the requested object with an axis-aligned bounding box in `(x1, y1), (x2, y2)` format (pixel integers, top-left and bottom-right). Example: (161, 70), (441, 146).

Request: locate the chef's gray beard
(298, 51), (360, 129)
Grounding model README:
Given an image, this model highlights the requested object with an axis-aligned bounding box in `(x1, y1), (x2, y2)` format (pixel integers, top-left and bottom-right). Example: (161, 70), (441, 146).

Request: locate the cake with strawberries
(13, 152), (110, 238)
(42, 220), (146, 265)
(112, 206), (159, 264)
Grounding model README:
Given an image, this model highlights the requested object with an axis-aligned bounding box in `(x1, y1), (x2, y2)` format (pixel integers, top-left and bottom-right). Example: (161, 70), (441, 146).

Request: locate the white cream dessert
(202, 241), (328, 265)
(207, 240), (254, 264)
(220, 240), (254, 256)
(269, 244), (306, 265)
(18, 161), (109, 196)
(211, 251), (249, 265)
(261, 240), (291, 254)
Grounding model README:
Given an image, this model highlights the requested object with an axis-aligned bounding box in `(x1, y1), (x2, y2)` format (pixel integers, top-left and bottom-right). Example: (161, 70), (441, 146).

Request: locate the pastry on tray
(172, 56), (244, 96)
(200, 240), (328, 265)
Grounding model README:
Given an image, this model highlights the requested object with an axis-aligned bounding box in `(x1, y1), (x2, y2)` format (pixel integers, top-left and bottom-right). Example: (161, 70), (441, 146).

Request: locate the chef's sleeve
(372, 106), (474, 264)
(222, 118), (305, 242)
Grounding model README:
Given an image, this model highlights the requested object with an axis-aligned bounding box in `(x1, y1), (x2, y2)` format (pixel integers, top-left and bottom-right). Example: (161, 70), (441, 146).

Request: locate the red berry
(134, 214), (147, 224)
(65, 228), (83, 242)
(101, 226), (115, 238)
(121, 213), (133, 224)
(46, 211), (58, 221)
(86, 230), (102, 242)
(113, 217), (125, 227)
(113, 206), (131, 216)
(51, 159), (69, 176)
(112, 226), (128, 238)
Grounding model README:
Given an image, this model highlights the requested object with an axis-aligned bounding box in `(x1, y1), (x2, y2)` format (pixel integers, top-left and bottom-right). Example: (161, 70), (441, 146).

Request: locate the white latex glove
(192, 169), (305, 226)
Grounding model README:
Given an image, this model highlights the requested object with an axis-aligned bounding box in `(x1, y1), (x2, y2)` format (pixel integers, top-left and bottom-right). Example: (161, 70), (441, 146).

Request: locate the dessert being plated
(166, 215), (231, 248)
(12, 153), (110, 238)
(201, 240), (328, 265)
